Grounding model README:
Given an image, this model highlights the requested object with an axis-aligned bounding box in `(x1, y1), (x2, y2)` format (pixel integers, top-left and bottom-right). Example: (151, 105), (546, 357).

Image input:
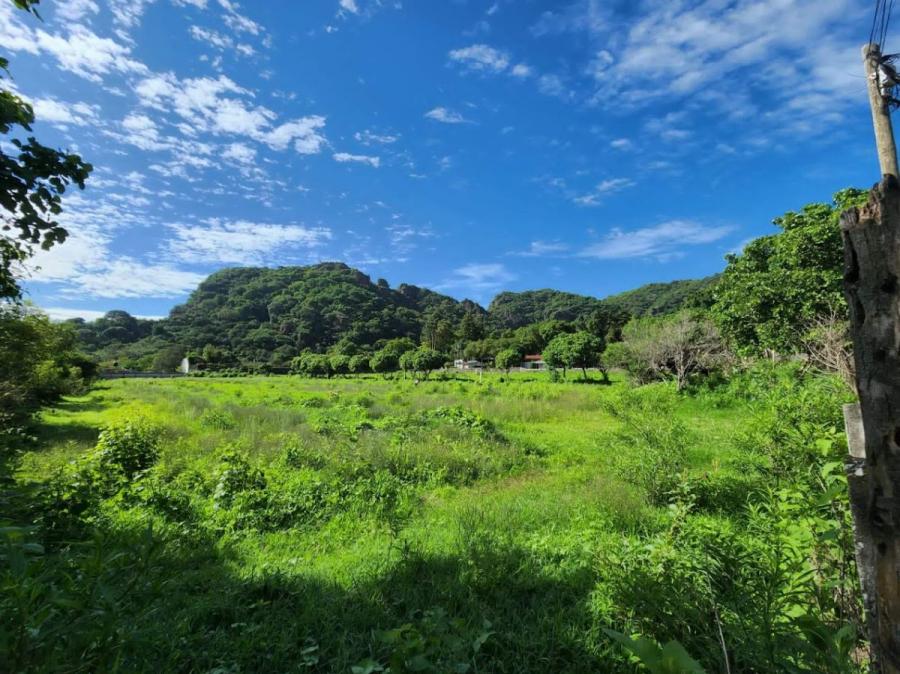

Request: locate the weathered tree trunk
(841, 176), (900, 674)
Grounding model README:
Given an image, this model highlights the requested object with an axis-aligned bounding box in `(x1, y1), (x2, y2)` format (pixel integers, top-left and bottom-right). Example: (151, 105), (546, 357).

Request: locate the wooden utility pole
(839, 42), (900, 674)
(863, 43), (900, 178)
(842, 180), (900, 674)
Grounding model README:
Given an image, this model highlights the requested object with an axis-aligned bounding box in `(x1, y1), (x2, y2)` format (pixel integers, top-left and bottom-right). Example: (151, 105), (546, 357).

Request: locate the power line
(871, 0), (884, 48)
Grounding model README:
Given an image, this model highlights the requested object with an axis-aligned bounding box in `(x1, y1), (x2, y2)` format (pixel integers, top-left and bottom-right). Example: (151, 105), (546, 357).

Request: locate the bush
(349, 354), (370, 374)
(329, 354), (351, 376)
(213, 447), (267, 509)
(603, 388), (689, 505)
(199, 408), (237, 430)
(92, 420), (161, 479)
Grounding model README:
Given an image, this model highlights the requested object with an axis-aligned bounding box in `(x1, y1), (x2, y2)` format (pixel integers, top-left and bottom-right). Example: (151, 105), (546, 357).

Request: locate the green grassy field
(11, 370), (858, 673)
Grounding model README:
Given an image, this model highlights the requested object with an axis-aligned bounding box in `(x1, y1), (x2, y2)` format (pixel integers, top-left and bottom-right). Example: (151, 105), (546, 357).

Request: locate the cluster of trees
(711, 189), (868, 356)
(600, 188), (870, 391)
(290, 338), (445, 379)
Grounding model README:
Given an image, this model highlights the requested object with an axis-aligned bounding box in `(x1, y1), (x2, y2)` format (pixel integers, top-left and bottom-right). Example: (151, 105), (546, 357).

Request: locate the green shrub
(353, 608), (493, 674)
(679, 471), (760, 514)
(213, 447), (267, 509)
(199, 408), (237, 430)
(604, 388), (689, 505)
(281, 437), (327, 470)
(92, 420), (161, 479)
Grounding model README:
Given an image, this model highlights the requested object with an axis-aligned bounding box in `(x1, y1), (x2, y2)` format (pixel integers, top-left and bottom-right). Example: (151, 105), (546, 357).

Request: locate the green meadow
(9, 369), (860, 673)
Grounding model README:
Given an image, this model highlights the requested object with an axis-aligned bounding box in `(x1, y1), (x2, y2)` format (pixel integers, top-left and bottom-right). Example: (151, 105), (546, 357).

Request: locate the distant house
(521, 354), (545, 370)
(454, 359), (485, 370)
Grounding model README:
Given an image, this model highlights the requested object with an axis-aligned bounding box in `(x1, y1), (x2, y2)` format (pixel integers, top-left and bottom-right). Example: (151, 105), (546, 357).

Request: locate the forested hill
(70, 262), (717, 369)
(488, 289), (607, 329)
(161, 263), (483, 362)
(602, 275), (719, 317)
(488, 276), (717, 329)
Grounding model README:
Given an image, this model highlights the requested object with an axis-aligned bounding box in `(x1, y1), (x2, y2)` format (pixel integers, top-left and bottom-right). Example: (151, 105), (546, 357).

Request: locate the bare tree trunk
(841, 176), (900, 674)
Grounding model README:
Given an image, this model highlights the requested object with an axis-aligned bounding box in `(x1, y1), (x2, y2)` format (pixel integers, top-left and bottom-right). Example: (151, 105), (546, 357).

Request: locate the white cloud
(18, 21), (150, 82)
(449, 44), (510, 73)
(573, 177), (635, 206)
(610, 138), (632, 150)
(190, 24), (255, 56)
(108, 0), (155, 29)
(439, 263), (516, 293)
(355, 129), (398, 145)
(222, 142), (257, 164)
(513, 241), (570, 257)
(77, 260), (207, 298)
(22, 185), (209, 299)
(55, 0), (99, 22)
(537, 73), (571, 99)
(166, 219), (332, 265)
(425, 107), (471, 124)
(135, 73), (327, 154)
(339, 0), (359, 14)
(333, 152), (380, 167)
(570, 0), (864, 132)
(218, 0), (262, 35)
(580, 220), (734, 260)
(32, 98), (100, 128)
(510, 63), (533, 78)
(190, 25), (232, 49)
(118, 112), (167, 150)
(263, 117), (327, 153)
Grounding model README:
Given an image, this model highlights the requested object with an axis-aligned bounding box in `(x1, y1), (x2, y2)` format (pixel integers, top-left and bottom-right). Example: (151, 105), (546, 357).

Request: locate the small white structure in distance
(454, 359), (485, 370)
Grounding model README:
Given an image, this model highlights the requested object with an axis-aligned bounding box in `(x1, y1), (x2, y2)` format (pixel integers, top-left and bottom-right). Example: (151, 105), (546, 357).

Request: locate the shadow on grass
(31, 420), (101, 450)
(10, 511), (614, 674)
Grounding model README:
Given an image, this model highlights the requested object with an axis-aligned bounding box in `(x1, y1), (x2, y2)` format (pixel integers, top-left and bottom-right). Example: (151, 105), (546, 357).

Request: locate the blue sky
(1, 0), (887, 319)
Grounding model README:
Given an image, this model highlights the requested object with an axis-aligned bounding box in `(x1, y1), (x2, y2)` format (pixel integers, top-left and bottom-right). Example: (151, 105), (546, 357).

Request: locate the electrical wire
(871, 0), (885, 48)
(882, 0), (896, 50)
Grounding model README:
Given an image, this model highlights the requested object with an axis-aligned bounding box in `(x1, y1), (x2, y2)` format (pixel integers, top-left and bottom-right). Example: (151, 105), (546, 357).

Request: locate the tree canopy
(710, 189), (868, 355)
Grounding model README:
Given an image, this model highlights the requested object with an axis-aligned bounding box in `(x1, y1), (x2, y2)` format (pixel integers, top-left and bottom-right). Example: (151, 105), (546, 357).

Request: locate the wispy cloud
(448, 43), (509, 73)
(580, 220), (733, 260)
(573, 177), (635, 206)
(354, 129), (398, 145)
(542, 0), (865, 134)
(166, 218), (332, 265)
(333, 152), (381, 167)
(512, 241), (570, 257)
(31, 97), (100, 128)
(425, 106), (471, 124)
(438, 262), (516, 294)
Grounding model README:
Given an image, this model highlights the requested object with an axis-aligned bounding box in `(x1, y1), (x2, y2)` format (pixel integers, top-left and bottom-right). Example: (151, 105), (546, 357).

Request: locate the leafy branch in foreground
(1, 1), (92, 300)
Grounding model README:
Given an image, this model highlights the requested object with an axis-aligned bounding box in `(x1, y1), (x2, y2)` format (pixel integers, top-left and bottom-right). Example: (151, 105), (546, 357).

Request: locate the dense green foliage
(711, 189), (868, 355)
(605, 276), (720, 317)
(73, 263), (483, 369)
(0, 305), (95, 447)
(67, 259), (722, 374)
(542, 331), (605, 380)
(488, 288), (608, 329)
